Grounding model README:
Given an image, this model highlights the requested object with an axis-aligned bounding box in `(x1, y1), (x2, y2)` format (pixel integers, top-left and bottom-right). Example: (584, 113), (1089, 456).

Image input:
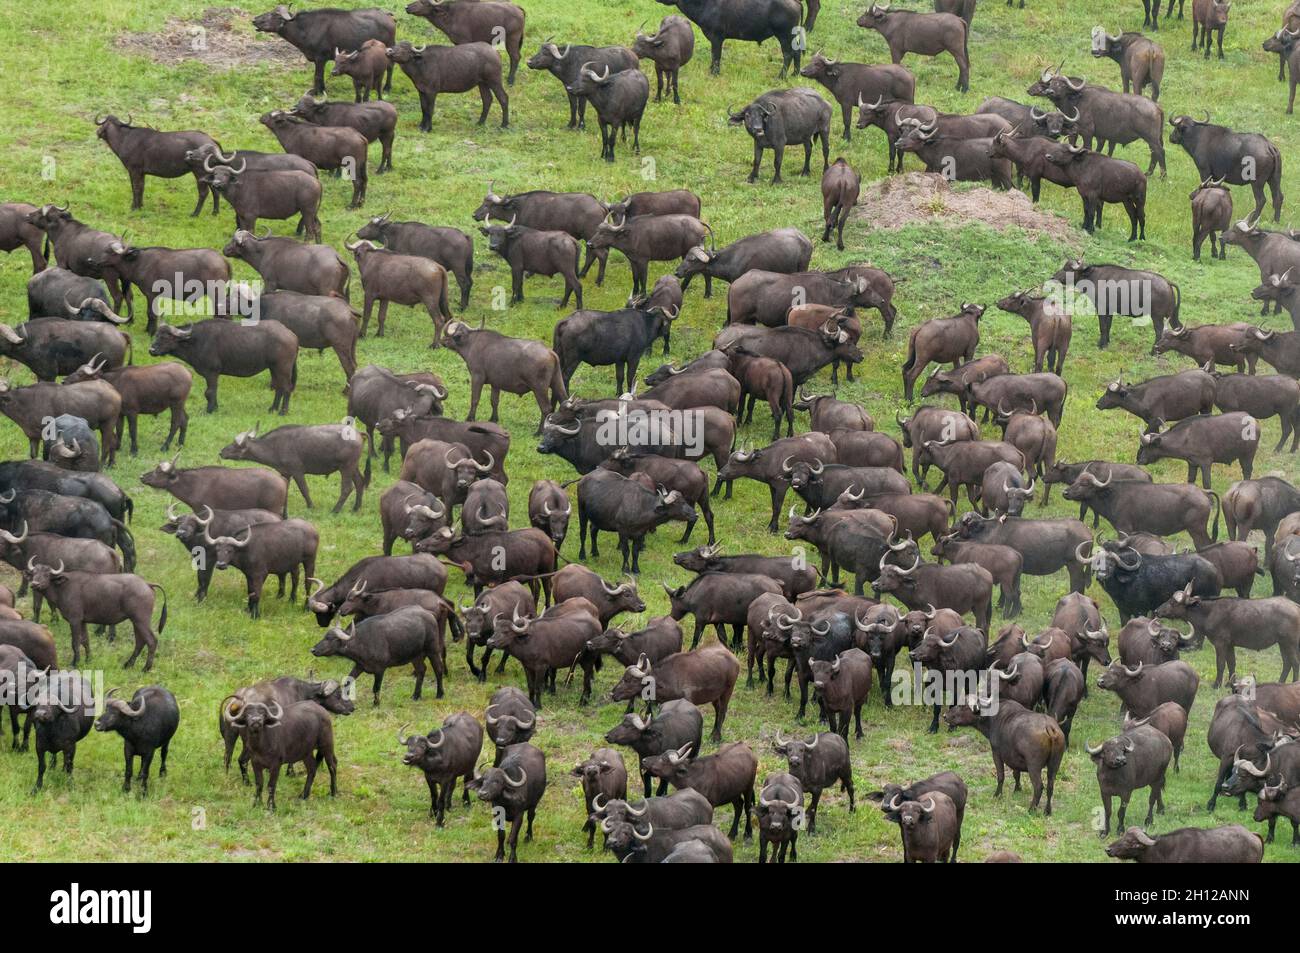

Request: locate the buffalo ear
(570, 765), (585, 778)
(864, 790), (885, 802)
(1186, 595), (1201, 607)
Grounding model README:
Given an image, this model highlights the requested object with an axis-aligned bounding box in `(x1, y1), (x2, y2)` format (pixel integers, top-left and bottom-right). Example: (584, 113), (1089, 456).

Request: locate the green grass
(0, 0), (1299, 863)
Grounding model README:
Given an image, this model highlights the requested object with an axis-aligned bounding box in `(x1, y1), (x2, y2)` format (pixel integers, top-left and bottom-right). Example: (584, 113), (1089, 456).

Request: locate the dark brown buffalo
(0, 202), (46, 274)
(1087, 724), (1173, 837)
(526, 479), (571, 548)
(1091, 29), (1164, 99)
(88, 240), (231, 333)
(551, 564), (645, 627)
(472, 184), (610, 284)
(220, 422), (368, 513)
(858, 5), (970, 92)
(1064, 470), (1219, 549)
(159, 504), (281, 602)
(1095, 368), (1216, 432)
(406, 0), (526, 84)
(604, 698), (702, 797)
(0, 379), (122, 464)
(486, 598), (602, 706)
(1190, 178), (1232, 260)
(716, 432), (838, 529)
(398, 711), (483, 824)
(140, 455), (288, 516)
(577, 471), (696, 573)
(344, 237), (451, 344)
(964, 372), (1067, 428)
(868, 771), (967, 862)
(997, 290), (1071, 374)
(289, 94), (397, 171)
(1044, 145), (1147, 241)
(1031, 69), (1166, 176)
(27, 562), (165, 671)
(1097, 658), (1200, 719)
(632, 16), (695, 104)
(331, 38), (389, 101)
(1211, 371), (1300, 453)
(1155, 322), (1256, 371)
(0, 317), (129, 382)
(347, 364), (447, 466)
(1051, 259), (1182, 351)
(897, 404), (979, 486)
(1156, 582), (1300, 686)
(356, 213), (473, 309)
(252, 5), (396, 94)
(206, 518), (318, 618)
(260, 110), (368, 207)
(820, 158), (860, 251)
(1124, 701), (1188, 771)
(567, 63), (649, 164)
(184, 143), (319, 214)
(986, 129), (1076, 203)
(611, 645), (740, 742)
(529, 41), (639, 129)
(94, 115), (221, 214)
(945, 696), (1065, 813)
(800, 52), (914, 141)
(311, 605), (446, 705)
(1136, 412), (1259, 488)
(386, 40), (508, 130)
(828, 429), (904, 472)
(201, 164), (323, 242)
(465, 743), (546, 862)
(479, 219), (583, 309)
(1106, 824), (1264, 863)
(642, 740), (756, 838)
(902, 303), (982, 401)
(23, 205), (128, 312)
(676, 227), (810, 300)
(873, 557), (994, 633)
(660, 0), (804, 77)
(223, 230), (349, 299)
(149, 320), (298, 415)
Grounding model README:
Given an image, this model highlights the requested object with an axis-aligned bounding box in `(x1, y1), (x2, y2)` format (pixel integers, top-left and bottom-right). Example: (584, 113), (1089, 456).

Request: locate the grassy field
(1, 0), (1299, 862)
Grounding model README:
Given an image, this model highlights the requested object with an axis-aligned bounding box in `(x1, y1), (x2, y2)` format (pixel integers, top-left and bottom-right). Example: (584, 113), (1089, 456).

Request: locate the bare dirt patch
(113, 7), (303, 71)
(854, 171), (1080, 246)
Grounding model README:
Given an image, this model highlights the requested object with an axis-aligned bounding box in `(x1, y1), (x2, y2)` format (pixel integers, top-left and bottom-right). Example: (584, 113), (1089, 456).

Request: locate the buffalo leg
(299, 753), (320, 801)
(507, 814), (525, 862)
(410, 658), (426, 701)
(202, 373), (220, 413)
(122, 741), (136, 793)
(190, 176), (210, 217)
(291, 473), (314, 509)
(128, 170), (146, 211)
(33, 739), (49, 792)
